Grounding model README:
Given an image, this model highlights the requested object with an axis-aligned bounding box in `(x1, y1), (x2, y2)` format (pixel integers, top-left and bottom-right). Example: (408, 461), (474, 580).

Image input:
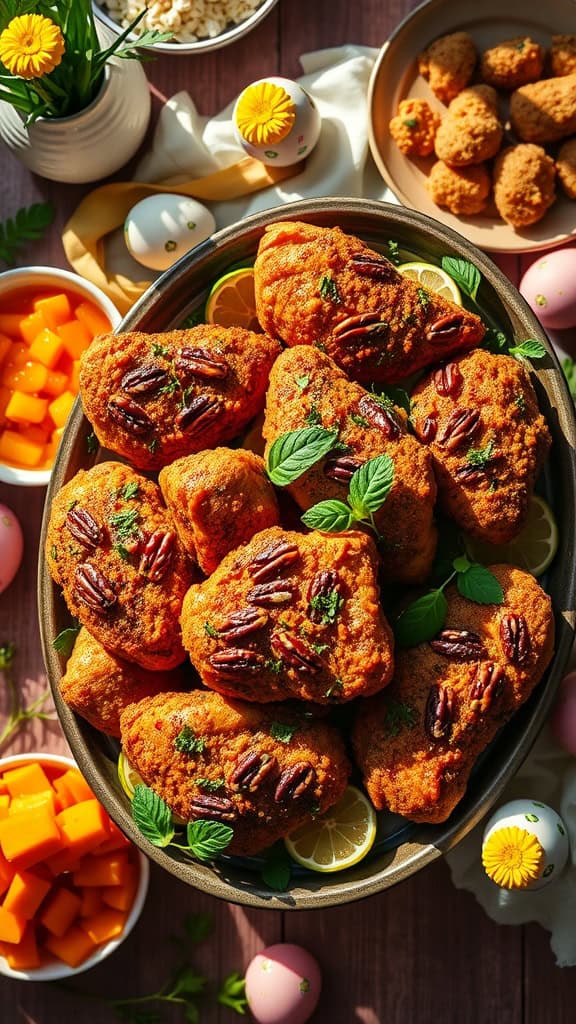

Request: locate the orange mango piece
(56, 799), (111, 859)
(0, 904), (27, 944)
(80, 908), (127, 946)
(21, 424), (51, 448)
(97, 818), (131, 855)
(43, 368), (69, 397)
(57, 319), (91, 361)
(9, 789), (56, 817)
(5, 391), (49, 425)
(79, 886), (103, 918)
(0, 334), (12, 367)
(5, 341), (30, 368)
(19, 310), (48, 346)
(45, 847), (82, 876)
(70, 360), (81, 393)
(0, 805), (63, 869)
(73, 852), (129, 888)
(3, 870), (51, 920)
(28, 327), (65, 369)
(48, 390), (75, 429)
(0, 314), (25, 337)
(0, 796), (10, 821)
(101, 866), (138, 913)
(0, 851), (14, 896)
(61, 771), (94, 805)
(0, 430), (44, 467)
(33, 293), (71, 329)
(0, 387), (11, 427)
(2, 924), (40, 970)
(40, 887), (81, 937)
(2, 360), (49, 394)
(3, 764), (52, 798)
(52, 774), (76, 811)
(44, 923), (96, 967)
(75, 301), (110, 337)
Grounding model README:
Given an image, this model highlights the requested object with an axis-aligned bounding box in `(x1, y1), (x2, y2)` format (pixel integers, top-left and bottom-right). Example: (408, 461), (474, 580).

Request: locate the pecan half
(350, 253), (397, 280)
(74, 563), (117, 615)
(176, 395), (221, 437)
(121, 364), (169, 396)
(270, 632), (322, 674)
(274, 762), (316, 802)
(426, 314), (467, 346)
(454, 464), (489, 485)
(332, 311), (389, 341)
(209, 649), (265, 674)
(217, 606), (269, 639)
(249, 540), (299, 583)
(307, 570), (341, 624)
(434, 362), (461, 397)
(437, 407), (481, 452)
(416, 414), (438, 444)
(430, 629), (486, 661)
(189, 794), (237, 823)
(358, 395), (402, 440)
(139, 530), (174, 582)
(500, 612), (531, 664)
(247, 580), (297, 606)
(108, 395), (153, 436)
(230, 751), (278, 792)
(66, 507), (100, 548)
(324, 454), (363, 483)
(425, 683), (454, 741)
(175, 347), (228, 380)
(469, 662), (505, 709)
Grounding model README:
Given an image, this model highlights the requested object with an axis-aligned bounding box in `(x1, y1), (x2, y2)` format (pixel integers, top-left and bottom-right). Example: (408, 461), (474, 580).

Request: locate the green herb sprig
(270, 722), (298, 744)
(52, 624), (80, 657)
(0, 202), (54, 266)
(266, 426), (338, 486)
(301, 453), (394, 540)
(131, 784), (233, 863)
(261, 841), (292, 892)
(0, 643), (53, 749)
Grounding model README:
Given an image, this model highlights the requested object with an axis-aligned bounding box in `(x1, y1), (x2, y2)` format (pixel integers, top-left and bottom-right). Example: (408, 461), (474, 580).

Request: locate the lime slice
(398, 261), (462, 305)
(205, 267), (260, 331)
(464, 495), (558, 578)
(117, 751), (144, 800)
(284, 785), (377, 873)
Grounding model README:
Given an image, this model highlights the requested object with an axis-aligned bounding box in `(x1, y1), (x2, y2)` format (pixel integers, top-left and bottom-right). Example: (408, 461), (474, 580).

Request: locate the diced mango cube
(61, 771), (94, 805)
(0, 850), (14, 896)
(2, 360), (49, 394)
(2, 924), (39, 970)
(79, 887), (103, 918)
(0, 334), (12, 367)
(40, 887), (81, 937)
(75, 301), (111, 337)
(0, 904), (27, 944)
(43, 369), (69, 397)
(48, 390), (75, 429)
(3, 870), (50, 920)
(0, 805), (63, 869)
(57, 319), (91, 361)
(101, 865), (138, 913)
(0, 796), (10, 820)
(28, 328), (64, 369)
(52, 774), (76, 811)
(0, 387), (11, 428)
(0, 430), (43, 467)
(80, 908), (126, 946)
(44, 924), (96, 967)
(5, 391), (49, 425)
(9, 790), (56, 817)
(70, 360), (81, 393)
(5, 342), (30, 368)
(56, 799), (110, 859)
(21, 424), (50, 447)
(3, 764), (52, 798)
(0, 314), (25, 337)
(33, 293), (71, 329)
(19, 310), (48, 345)
(73, 852), (129, 888)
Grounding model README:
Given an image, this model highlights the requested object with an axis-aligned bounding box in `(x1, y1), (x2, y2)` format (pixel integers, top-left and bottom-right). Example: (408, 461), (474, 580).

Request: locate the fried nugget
(159, 448), (280, 576)
(480, 37), (544, 90)
(510, 74), (576, 144)
(434, 86), (503, 166)
(418, 31), (477, 104)
(180, 526), (394, 704)
(46, 462), (194, 670)
(353, 566), (554, 823)
(80, 326), (281, 470)
(262, 346), (437, 584)
(557, 137), (576, 199)
(411, 350), (551, 544)
(254, 221), (485, 385)
(120, 690), (350, 855)
(60, 627), (187, 737)
(427, 160), (491, 215)
(550, 35), (576, 78)
(389, 98), (441, 157)
(493, 144), (556, 227)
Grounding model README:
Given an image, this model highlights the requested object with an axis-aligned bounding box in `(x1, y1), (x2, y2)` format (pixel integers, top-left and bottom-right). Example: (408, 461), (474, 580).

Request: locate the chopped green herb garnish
(52, 625), (80, 657)
(115, 543), (130, 561)
(314, 340), (328, 353)
(311, 640), (329, 655)
(383, 699), (417, 737)
(318, 275), (341, 304)
(416, 287), (430, 307)
(304, 404), (322, 426)
(204, 621), (220, 639)
(86, 432), (98, 454)
(109, 507), (139, 541)
(66, 499), (78, 512)
(148, 438), (159, 455)
(50, 545), (58, 561)
(350, 413), (370, 428)
(152, 342), (169, 357)
(194, 777), (225, 792)
(466, 439), (495, 468)
(388, 239), (401, 265)
(121, 482), (139, 501)
(265, 657), (284, 675)
(174, 726), (206, 755)
(270, 722), (298, 744)
(325, 678), (344, 698)
(403, 117), (418, 128)
(159, 374), (180, 396)
(514, 393), (527, 414)
(296, 374), (310, 390)
(308, 589), (344, 625)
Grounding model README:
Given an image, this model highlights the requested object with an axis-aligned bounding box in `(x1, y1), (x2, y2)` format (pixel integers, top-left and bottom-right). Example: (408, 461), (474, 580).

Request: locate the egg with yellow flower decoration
(482, 799), (569, 891)
(233, 76), (321, 167)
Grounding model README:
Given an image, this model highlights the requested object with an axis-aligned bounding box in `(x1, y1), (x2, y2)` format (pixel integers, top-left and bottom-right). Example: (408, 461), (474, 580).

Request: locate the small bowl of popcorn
(92, 0), (279, 53)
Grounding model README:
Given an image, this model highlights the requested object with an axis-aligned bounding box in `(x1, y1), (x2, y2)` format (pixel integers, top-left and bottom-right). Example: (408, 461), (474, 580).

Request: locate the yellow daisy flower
(482, 825), (544, 889)
(0, 14), (65, 80)
(235, 82), (296, 147)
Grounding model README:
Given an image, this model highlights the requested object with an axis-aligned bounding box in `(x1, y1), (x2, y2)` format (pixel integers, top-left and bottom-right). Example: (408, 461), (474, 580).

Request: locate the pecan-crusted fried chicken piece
(159, 448), (280, 576)
(480, 37), (544, 90)
(120, 690), (350, 855)
(79, 326), (281, 470)
(550, 35), (576, 78)
(557, 137), (576, 199)
(510, 74), (576, 144)
(493, 145), (557, 227)
(45, 462), (194, 670)
(434, 86), (503, 166)
(353, 566), (554, 823)
(389, 98), (441, 157)
(427, 161), (491, 216)
(417, 31), (477, 104)
(262, 346), (437, 584)
(411, 350), (551, 543)
(254, 221), (485, 384)
(180, 526), (394, 704)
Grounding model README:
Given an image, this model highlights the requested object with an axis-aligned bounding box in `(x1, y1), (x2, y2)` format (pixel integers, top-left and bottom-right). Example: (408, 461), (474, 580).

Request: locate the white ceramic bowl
(0, 268), (121, 488)
(0, 752), (149, 981)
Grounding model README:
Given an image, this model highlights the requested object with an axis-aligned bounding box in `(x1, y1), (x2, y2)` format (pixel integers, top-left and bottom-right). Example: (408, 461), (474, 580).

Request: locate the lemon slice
(398, 261), (462, 305)
(205, 267), (260, 331)
(117, 751), (145, 800)
(464, 495), (558, 579)
(284, 785), (377, 873)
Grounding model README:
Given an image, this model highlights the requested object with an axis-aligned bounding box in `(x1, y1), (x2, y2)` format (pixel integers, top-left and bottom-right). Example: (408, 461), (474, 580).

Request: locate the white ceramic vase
(0, 49), (151, 183)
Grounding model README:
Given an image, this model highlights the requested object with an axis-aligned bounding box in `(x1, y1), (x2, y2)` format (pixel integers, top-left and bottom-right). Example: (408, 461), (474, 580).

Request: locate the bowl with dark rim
(38, 198), (576, 909)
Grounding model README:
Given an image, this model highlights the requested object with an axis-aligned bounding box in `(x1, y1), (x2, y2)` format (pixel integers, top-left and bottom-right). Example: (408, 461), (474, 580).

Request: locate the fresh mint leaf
(267, 426), (338, 486)
(186, 820), (233, 862)
(174, 726), (205, 755)
(301, 499), (352, 532)
(394, 589), (448, 648)
(452, 554), (471, 574)
(482, 327), (509, 354)
(509, 338), (547, 361)
(348, 454), (394, 516)
(261, 842), (292, 892)
(132, 785), (175, 848)
(217, 971), (248, 1015)
(441, 256), (481, 301)
(270, 722), (298, 743)
(52, 625), (80, 656)
(457, 564), (504, 604)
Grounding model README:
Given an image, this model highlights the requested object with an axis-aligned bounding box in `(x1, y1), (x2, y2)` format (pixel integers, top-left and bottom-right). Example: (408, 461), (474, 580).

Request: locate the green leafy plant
(0, 201), (53, 265)
(301, 453), (394, 541)
(131, 784), (233, 862)
(217, 973), (248, 1015)
(0, 642), (53, 749)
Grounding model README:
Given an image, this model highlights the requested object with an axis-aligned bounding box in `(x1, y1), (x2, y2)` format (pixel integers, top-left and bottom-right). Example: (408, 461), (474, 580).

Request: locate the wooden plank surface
(0, 0), (574, 1019)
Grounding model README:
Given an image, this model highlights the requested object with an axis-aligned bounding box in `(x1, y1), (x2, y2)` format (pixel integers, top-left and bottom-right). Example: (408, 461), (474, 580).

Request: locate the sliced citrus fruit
(398, 261), (462, 305)
(205, 267), (260, 331)
(284, 785), (377, 873)
(464, 495), (558, 579)
(117, 751), (145, 800)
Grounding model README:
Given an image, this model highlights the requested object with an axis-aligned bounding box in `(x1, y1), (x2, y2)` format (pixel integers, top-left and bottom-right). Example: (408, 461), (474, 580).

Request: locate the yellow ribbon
(62, 157), (299, 317)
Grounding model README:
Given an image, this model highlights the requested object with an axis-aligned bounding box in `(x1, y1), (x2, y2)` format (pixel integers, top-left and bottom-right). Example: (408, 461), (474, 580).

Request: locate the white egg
(233, 77), (322, 167)
(482, 799), (569, 891)
(124, 195), (216, 272)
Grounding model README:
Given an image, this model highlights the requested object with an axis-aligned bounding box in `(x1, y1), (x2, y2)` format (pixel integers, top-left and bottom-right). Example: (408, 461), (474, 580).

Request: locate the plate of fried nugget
(369, 0), (576, 252)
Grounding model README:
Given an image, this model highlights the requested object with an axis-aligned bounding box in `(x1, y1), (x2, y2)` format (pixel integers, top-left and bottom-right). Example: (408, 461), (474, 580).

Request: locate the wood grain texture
(0, 0), (571, 1018)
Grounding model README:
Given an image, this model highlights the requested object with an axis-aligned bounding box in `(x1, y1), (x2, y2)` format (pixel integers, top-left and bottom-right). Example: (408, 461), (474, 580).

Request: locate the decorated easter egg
(245, 943), (322, 1024)
(519, 248), (576, 329)
(0, 504), (23, 594)
(124, 195), (216, 272)
(482, 799), (569, 891)
(233, 77), (322, 167)
(550, 671), (576, 755)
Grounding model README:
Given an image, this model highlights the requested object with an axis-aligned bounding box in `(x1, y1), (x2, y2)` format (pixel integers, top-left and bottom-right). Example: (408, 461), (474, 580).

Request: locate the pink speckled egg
(0, 504), (23, 594)
(550, 672), (576, 755)
(245, 943), (321, 1024)
(519, 249), (576, 329)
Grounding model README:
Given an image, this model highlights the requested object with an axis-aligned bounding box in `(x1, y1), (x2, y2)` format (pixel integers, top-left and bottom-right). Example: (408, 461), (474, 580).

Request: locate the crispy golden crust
(79, 327), (281, 470)
(352, 566), (554, 823)
(427, 161), (491, 215)
(120, 690), (350, 855)
(493, 144), (556, 227)
(45, 462), (194, 670)
(550, 35), (576, 78)
(262, 346), (437, 584)
(254, 221), (485, 385)
(510, 74), (576, 144)
(180, 525), (394, 704)
(417, 31), (477, 104)
(557, 137), (576, 199)
(434, 86), (503, 166)
(411, 350), (551, 544)
(60, 627), (187, 737)
(389, 98), (441, 157)
(480, 37), (544, 90)
(159, 448), (280, 576)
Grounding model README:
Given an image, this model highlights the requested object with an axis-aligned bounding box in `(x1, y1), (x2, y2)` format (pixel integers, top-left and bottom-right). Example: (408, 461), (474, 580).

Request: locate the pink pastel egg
(0, 504), (23, 594)
(519, 249), (576, 329)
(245, 943), (321, 1024)
(550, 672), (576, 755)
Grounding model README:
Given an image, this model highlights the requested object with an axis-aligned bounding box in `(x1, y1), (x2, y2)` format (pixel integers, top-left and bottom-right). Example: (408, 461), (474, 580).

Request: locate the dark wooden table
(1, 1), (575, 1020)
